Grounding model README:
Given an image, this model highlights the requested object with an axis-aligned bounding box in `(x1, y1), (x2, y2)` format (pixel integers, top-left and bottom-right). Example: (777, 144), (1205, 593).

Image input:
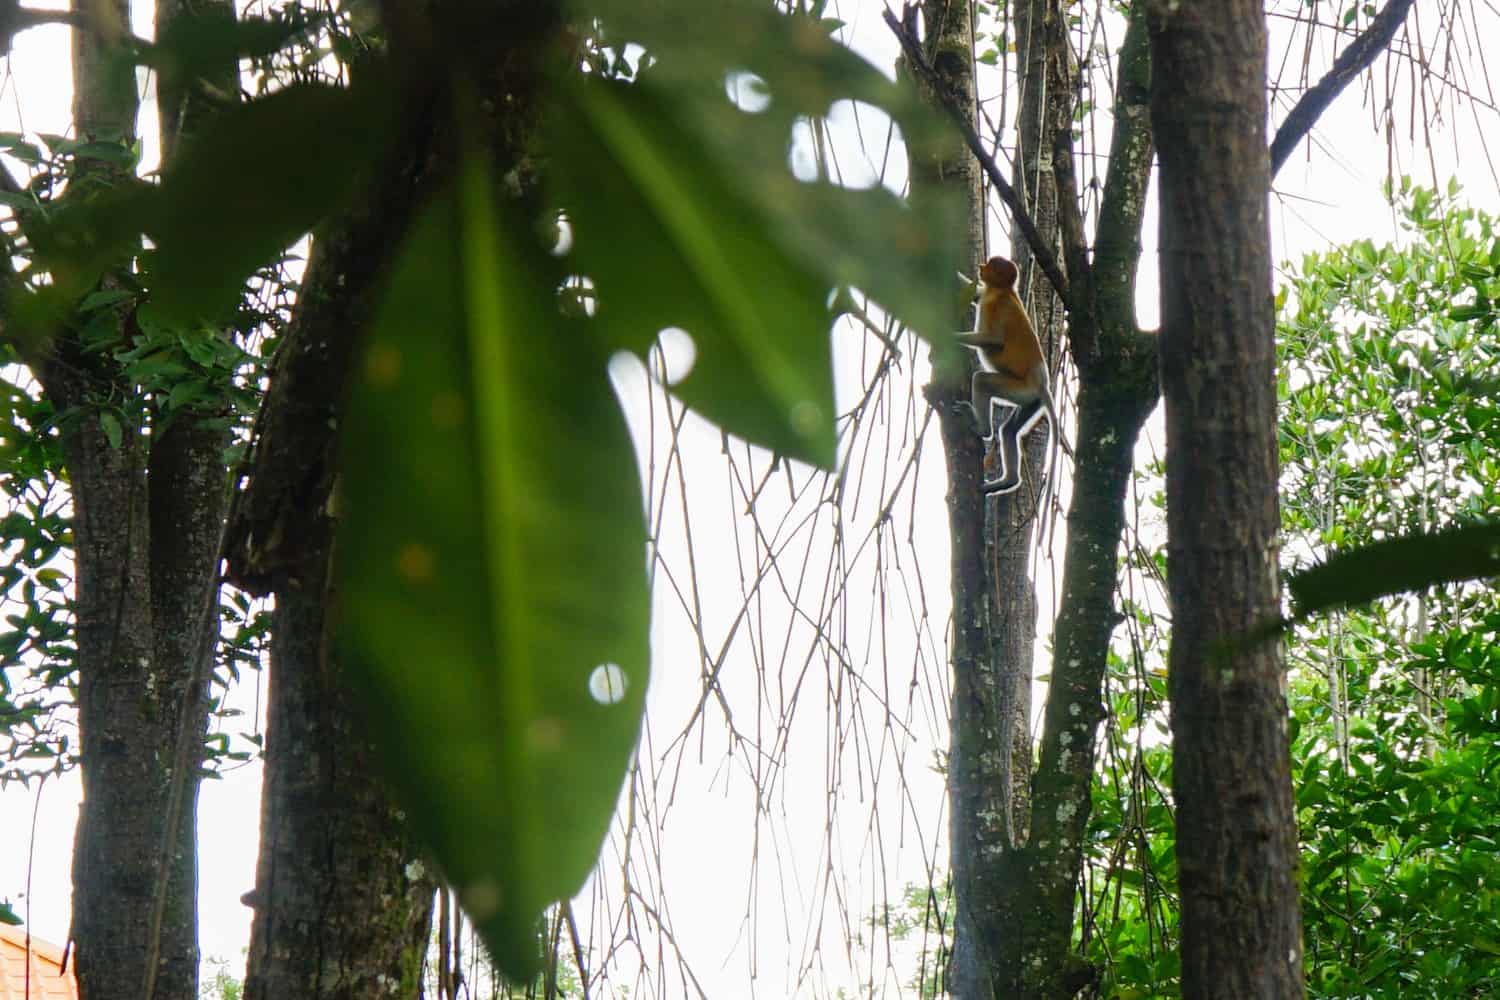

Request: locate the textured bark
(1149, 2), (1304, 997)
(44, 384), (221, 1000)
(46, 370), (161, 1000)
(952, 0), (1066, 995)
(142, 410), (232, 999)
(44, 1), (232, 997)
(242, 533), (435, 1000)
(903, 2), (1161, 996)
(900, 4), (994, 996)
(137, 8), (240, 995)
(54, 10), (159, 1000)
(1010, 9), (1159, 998)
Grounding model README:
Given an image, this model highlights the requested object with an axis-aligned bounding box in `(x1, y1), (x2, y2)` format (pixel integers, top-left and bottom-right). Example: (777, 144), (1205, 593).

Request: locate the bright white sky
(1, 2), (1497, 996)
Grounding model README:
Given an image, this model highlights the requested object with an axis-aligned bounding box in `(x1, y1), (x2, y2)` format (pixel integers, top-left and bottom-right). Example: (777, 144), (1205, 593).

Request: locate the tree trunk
(242, 532), (435, 1000)
(51, 0), (234, 996)
(1149, 2), (1304, 996)
(954, 0), (1071, 994)
(901, 3), (995, 995)
(1011, 8), (1160, 996)
(908, 2), (1160, 995)
(44, 391), (222, 1000)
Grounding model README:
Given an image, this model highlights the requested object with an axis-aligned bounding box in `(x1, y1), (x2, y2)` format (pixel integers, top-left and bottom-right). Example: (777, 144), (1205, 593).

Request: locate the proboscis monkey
(953, 256), (1068, 494)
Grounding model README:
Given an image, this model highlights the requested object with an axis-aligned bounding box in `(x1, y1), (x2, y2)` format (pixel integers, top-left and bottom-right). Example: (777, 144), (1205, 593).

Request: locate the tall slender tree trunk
(1012, 8), (1160, 995)
(906, 2), (1150, 995)
(899, 3), (1159, 994)
(1149, 2), (1304, 996)
(956, 0), (1070, 994)
(47, 1), (236, 996)
(900, 4), (994, 995)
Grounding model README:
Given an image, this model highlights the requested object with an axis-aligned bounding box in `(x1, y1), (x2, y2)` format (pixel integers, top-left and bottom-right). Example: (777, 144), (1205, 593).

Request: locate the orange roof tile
(0, 926), (78, 1000)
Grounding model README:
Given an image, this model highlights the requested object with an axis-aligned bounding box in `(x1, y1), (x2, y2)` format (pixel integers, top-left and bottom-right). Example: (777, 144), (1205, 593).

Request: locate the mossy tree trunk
(900, 4), (996, 995)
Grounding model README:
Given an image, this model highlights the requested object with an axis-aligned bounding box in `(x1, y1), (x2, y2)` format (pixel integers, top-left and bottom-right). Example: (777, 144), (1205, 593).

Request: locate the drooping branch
(1269, 0), (1416, 177)
(883, 6), (1070, 304)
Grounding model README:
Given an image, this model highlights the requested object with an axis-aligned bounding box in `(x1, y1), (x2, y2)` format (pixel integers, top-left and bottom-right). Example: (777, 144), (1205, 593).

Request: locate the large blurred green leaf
(336, 154), (648, 980)
(13, 79), (391, 329)
(611, 3), (966, 338)
(552, 1), (965, 465)
(144, 79), (391, 322)
(551, 79), (836, 466)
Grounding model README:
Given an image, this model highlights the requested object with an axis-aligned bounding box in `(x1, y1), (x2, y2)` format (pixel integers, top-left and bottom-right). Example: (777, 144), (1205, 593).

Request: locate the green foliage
(1278, 178), (1500, 625)
(1083, 652), (1180, 999)
(871, 881), (953, 998)
(0, 37), (286, 782)
(1295, 618), (1500, 997)
(0, 363), (75, 782)
(141, 79), (392, 324)
(1275, 183), (1500, 995)
(199, 956), (243, 1000)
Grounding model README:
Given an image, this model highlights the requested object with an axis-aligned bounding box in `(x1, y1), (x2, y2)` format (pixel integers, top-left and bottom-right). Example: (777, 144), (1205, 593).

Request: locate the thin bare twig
(882, 7), (1070, 304)
(1271, 0), (1418, 177)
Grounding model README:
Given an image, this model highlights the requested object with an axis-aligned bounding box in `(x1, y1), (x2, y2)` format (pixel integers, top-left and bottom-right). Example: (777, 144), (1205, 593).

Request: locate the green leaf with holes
(336, 152), (648, 980)
(551, 78), (837, 466)
(572, 0), (965, 333)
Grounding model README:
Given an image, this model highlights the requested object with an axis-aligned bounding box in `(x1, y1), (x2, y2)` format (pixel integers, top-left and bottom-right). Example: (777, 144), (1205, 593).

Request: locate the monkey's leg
(968, 370), (996, 439)
(983, 399), (1043, 494)
(969, 370), (1029, 441)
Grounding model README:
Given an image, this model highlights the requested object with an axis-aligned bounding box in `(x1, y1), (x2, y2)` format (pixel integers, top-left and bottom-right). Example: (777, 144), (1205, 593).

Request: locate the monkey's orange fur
(954, 256), (1068, 493)
(957, 257), (1045, 391)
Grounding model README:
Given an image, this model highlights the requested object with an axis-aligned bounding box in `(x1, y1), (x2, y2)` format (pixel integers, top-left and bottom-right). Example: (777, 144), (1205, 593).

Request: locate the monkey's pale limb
(982, 399), (1046, 495)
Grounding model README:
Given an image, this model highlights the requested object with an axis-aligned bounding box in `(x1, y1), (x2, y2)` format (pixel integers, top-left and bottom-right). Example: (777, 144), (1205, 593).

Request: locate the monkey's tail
(1039, 384), (1075, 460)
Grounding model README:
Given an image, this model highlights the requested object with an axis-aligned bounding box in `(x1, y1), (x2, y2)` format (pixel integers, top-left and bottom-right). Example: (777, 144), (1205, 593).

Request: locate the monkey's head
(979, 257), (1019, 290)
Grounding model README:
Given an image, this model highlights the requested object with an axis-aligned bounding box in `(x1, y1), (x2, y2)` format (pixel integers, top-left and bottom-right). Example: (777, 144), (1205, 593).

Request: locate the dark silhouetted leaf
(143, 8), (320, 93)
(1289, 522), (1500, 619)
(336, 153), (648, 981)
(552, 0), (964, 464)
(622, 5), (965, 340)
